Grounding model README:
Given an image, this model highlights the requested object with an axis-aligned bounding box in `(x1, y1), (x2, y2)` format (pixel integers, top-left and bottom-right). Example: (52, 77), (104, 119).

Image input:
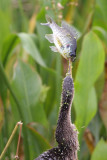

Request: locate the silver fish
(41, 15), (77, 61)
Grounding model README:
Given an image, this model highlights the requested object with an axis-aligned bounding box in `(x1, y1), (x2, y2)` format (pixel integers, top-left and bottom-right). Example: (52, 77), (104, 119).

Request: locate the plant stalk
(0, 63), (30, 160)
(0, 122), (19, 160)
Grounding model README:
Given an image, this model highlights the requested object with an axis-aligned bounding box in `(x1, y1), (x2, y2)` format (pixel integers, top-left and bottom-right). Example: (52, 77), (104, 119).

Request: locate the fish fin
(61, 21), (78, 39)
(50, 46), (58, 52)
(45, 34), (54, 43)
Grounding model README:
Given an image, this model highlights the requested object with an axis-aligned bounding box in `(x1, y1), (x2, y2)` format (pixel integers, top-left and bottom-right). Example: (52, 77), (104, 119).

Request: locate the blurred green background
(0, 0), (107, 159)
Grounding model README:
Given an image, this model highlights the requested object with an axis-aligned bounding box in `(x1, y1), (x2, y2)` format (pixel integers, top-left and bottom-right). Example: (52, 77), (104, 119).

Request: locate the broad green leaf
(39, 85), (50, 103)
(85, 87), (97, 125)
(0, 67), (7, 99)
(1, 34), (18, 66)
(92, 26), (107, 46)
(0, 10), (11, 53)
(93, 0), (107, 30)
(91, 139), (107, 160)
(44, 73), (57, 117)
(0, 97), (4, 131)
(74, 31), (105, 135)
(96, 0), (107, 25)
(18, 33), (46, 68)
(75, 31), (105, 87)
(31, 101), (48, 127)
(74, 86), (97, 130)
(11, 60), (48, 126)
(1, 33), (55, 74)
(28, 125), (51, 154)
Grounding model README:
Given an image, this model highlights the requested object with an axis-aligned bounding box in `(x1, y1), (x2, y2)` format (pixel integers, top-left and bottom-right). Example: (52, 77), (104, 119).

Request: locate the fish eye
(66, 44), (70, 48)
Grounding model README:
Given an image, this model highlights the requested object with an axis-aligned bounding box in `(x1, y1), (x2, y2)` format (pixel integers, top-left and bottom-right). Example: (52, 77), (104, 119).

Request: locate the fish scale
(41, 15), (77, 61)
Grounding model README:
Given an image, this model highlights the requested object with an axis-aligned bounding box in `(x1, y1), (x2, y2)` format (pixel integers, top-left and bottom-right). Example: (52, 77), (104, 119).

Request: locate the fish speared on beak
(70, 52), (76, 62)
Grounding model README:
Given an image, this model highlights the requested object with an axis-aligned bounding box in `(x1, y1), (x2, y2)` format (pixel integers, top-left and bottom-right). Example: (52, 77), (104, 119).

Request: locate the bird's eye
(66, 44), (70, 48)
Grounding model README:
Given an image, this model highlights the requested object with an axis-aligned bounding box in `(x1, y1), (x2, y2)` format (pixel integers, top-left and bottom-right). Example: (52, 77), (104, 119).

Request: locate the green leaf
(28, 125), (51, 157)
(92, 26), (107, 45)
(93, 0), (107, 30)
(74, 86), (97, 130)
(96, 0), (107, 25)
(91, 139), (107, 160)
(39, 85), (50, 103)
(18, 33), (46, 68)
(0, 97), (4, 131)
(0, 68), (7, 99)
(75, 31), (105, 87)
(0, 62), (30, 160)
(1, 34), (18, 66)
(74, 31), (105, 135)
(11, 60), (48, 126)
(0, 9), (11, 53)
(86, 87), (97, 124)
(1, 33), (56, 75)
(31, 101), (48, 127)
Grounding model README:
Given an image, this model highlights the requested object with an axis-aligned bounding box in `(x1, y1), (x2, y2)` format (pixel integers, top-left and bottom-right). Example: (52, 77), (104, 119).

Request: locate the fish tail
(40, 22), (49, 26)
(40, 15), (53, 26)
(45, 15), (53, 24)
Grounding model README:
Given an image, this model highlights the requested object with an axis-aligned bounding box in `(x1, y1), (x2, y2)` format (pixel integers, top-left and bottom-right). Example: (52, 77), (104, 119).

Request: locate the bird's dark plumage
(35, 75), (79, 160)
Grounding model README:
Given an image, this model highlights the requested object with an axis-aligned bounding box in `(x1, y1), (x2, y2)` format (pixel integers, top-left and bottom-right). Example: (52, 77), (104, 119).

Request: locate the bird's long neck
(58, 75), (73, 125)
(55, 74), (79, 160)
(55, 75), (74, 147)
(35, 74), (79, 160)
